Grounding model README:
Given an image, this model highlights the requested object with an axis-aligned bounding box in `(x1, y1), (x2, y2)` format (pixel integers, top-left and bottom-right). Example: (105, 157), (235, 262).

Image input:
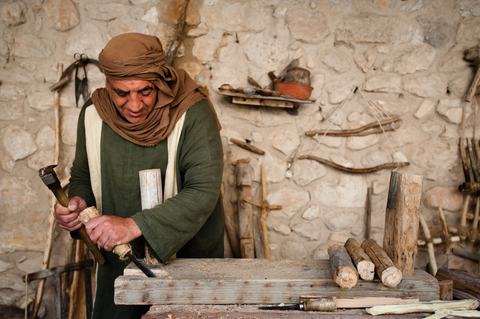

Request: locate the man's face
(106, 79), (158, 124)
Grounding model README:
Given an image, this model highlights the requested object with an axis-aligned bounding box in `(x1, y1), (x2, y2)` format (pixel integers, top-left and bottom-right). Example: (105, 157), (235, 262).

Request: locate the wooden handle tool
(39, 165), (106, 265)
(78, 207), (157, 278)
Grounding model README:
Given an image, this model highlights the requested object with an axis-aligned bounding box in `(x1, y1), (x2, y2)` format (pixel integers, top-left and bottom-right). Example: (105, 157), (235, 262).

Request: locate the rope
(309, 86), (356, 156)
(357, 88), (397, 157)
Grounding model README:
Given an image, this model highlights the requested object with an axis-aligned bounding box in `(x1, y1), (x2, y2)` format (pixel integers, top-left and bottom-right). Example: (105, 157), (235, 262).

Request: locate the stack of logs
(328, 238), (403, 289)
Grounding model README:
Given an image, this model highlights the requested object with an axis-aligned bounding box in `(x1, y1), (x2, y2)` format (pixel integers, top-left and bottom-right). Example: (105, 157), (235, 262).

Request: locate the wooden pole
(68, 240), (84, 319)
(236, 162), (254, 258)
(361, 239), (402, 288)
(419, 213), (438, 275)
(31, 63), (63, 319)
(344, 238), (374, 281)
(139, 169), (162, 264)
(383, 171), (423, 277)
(439, 207), (453, 254)
(365, 187), (372, 239)
(260, 166), (270, 259)
(327, 244), (359, 289)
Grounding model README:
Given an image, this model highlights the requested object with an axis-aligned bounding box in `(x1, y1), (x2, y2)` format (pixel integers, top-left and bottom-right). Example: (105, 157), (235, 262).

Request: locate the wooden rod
(298, 155), (409, 174)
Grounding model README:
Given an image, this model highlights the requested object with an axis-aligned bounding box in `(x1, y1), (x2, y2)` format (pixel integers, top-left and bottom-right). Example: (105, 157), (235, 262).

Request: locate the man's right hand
(53, 196), (88, 231)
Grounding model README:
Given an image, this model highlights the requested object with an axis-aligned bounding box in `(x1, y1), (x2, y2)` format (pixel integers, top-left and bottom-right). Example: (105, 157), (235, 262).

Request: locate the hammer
(39, 165), (106, 265)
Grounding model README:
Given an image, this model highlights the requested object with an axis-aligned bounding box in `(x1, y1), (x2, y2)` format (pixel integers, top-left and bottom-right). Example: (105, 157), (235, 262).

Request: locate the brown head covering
(91, 33), (219, 147)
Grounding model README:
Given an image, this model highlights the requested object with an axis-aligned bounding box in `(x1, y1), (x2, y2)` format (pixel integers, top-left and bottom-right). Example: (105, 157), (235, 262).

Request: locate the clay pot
(274, 82), (313, 100)
(284, 67), (311, 85)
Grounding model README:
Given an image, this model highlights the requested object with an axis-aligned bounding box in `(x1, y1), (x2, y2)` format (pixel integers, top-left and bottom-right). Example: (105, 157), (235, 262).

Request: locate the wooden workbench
(115, 258), (439, 306)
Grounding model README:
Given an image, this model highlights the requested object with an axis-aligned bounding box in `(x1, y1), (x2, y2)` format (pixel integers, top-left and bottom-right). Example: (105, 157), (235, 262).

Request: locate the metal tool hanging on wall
(49, 53), (102, 107)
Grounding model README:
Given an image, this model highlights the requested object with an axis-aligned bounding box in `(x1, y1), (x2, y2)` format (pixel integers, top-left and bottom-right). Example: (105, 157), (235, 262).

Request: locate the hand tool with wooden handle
(78, 207), (157, 278)
(39, 165), (106, 265)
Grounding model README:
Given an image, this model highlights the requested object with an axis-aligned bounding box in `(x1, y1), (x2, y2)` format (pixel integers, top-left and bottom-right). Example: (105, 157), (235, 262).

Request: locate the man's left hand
(85, 216), (142, 251)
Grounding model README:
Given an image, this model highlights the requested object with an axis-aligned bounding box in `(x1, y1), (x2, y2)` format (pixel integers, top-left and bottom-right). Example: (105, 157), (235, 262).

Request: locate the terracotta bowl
(274, 82), (313, 100)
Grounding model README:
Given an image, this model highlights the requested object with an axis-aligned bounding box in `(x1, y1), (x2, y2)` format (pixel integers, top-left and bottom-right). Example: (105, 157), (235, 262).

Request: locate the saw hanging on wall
(49, 53), (102, 107)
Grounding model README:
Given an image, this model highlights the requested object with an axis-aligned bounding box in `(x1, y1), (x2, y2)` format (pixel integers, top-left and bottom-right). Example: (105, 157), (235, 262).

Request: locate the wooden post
(327, 244), (359, 289)
(383, 171), (423, 277)
(139, 169), (163, 264)
(438, 280), (453, 301)
(361, 239), (402, 288)
(236, 162), (254, 258)
(419, 213), (438, 275)
(344, 238), (375, 281)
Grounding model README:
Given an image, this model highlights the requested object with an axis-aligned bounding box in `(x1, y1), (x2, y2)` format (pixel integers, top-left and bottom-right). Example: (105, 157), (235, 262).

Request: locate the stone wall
(1, 0), (479, 313)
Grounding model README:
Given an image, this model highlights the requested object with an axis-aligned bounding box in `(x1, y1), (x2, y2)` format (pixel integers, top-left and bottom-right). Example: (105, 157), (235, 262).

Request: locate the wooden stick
(139, 169), (162, 264)
(230, 138), (265, 155)
(419, 214), (438, 275)
(439, 207), (453, 254)
(465, 46), (480, 102)
(366, 299), (479, 316)
(305, 117), (402, 136)
(365, 187), (372, 239)
(383, 172), (423, 276)
(68, 240), (84, 319)
(438, 280), (453, 301)
(418, 236), (460, 246)
(361, 239), (402, 288)
(327, 244), (359, 289)
(260, 166), (270, 259)
(452, 248), (480, 262)
(165, 0), (190, 66)
(298, 155), (409, 174)
(243, 198), (282, 211)
(300, 296), (420, 308)
(31, 63), (63, 319)
(236, 162), (254, 258)
(424, 309), (480, 318)
(344, 238), (374, 281)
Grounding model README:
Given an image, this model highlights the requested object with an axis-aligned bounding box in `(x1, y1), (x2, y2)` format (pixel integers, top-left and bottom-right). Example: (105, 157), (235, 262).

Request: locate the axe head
(39, 165), (61, 191)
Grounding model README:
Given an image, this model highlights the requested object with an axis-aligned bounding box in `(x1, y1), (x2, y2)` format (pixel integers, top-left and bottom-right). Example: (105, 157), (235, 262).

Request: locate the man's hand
(53, 196), (87, 231)
(84, 216), (142, 251)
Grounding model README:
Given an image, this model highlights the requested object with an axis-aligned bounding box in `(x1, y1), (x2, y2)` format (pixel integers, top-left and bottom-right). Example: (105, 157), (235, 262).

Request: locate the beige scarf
(91, 33), (219, 147)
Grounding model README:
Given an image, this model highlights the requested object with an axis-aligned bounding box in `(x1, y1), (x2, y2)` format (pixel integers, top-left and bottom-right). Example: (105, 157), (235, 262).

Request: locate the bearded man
(53, 33), (224, 319)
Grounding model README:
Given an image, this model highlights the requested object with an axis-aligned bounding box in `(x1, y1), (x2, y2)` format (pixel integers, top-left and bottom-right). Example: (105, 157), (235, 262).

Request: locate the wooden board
(217, 91), (314, 107)
(115, 259), (439, 305)
(142, 305), (430, 319)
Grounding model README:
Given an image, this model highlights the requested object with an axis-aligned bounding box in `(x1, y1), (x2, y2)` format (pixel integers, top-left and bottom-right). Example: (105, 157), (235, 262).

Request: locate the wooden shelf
(216, 91), (314, 108)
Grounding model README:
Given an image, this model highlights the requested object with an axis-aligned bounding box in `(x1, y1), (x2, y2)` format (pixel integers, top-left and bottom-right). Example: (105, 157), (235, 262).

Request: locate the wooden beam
(116, 259), (439, 305)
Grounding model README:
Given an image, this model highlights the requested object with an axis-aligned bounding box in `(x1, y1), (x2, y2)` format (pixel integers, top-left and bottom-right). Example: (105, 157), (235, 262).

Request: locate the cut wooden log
(344, 238), (374, 281)
(236, 162), (254, 258)
(328, 244), (359, 289)
(361, 239), (402, 288)
(383, 171), (423, 277)
(438, 280), (453, 301)
(366, 299), (479, 316)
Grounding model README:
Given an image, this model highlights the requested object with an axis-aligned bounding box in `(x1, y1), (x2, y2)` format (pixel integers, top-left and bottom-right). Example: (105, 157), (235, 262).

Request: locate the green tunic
(69, 99), (224, 319)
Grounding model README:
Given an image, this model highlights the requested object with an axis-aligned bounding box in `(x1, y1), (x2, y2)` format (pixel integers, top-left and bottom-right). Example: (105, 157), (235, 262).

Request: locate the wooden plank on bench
(115, 259), (439, 305)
